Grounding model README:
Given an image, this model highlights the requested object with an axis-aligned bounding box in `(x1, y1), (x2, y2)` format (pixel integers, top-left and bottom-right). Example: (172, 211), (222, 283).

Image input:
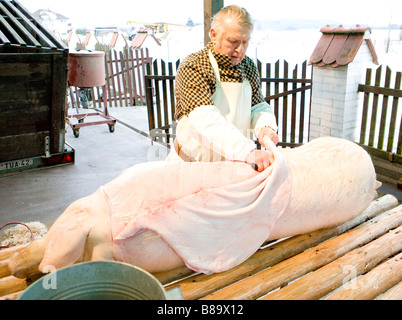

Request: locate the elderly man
(170, 5), (278, 172)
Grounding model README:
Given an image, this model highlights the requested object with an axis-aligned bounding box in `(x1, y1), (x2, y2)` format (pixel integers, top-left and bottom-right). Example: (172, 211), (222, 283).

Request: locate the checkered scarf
(174, 42), (266, 120)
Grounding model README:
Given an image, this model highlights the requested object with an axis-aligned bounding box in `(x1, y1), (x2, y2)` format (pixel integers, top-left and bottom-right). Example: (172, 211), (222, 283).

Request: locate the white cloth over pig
(103, 139), (290, 274)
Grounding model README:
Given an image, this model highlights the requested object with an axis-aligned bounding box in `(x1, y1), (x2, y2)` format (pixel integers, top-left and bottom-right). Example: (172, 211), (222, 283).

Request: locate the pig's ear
(38, 210), (93, 271)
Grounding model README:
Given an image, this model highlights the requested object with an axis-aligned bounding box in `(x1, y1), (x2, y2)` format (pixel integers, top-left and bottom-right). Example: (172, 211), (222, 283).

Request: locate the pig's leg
(114, 230), (185, 273)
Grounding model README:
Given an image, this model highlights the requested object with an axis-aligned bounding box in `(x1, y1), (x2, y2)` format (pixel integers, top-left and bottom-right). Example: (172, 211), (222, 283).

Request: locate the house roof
(109, 29), (128, 48)
(33, 9), (69, 21)
(309, 25), (379, 68)
(130, 31), (161, 49)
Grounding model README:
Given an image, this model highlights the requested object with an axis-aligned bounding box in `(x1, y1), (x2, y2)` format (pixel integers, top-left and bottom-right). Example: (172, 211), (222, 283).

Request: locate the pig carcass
(9, 137), (378, 278)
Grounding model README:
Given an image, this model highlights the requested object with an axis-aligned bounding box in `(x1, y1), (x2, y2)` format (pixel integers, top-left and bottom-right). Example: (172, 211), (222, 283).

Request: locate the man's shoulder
(178, 46), (211, 73)
(242, 55), (258, 70)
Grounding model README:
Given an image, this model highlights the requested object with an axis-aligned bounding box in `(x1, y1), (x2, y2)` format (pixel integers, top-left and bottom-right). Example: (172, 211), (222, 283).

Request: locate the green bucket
(18, 261), (167, 300)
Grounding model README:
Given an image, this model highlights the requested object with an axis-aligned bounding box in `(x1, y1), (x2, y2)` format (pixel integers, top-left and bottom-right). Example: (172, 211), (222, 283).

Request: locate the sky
(18, 0), (402, 29)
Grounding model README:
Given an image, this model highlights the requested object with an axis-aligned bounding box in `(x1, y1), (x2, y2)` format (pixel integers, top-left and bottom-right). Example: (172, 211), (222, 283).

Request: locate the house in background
(32, 9), (71, 35)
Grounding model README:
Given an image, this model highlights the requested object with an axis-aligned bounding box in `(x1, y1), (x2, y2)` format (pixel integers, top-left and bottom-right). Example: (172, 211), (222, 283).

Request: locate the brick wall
(309, 41), (375, 142)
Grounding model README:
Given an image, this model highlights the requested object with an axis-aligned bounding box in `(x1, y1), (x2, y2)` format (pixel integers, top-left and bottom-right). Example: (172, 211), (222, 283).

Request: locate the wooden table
(1, 194), (401, 300)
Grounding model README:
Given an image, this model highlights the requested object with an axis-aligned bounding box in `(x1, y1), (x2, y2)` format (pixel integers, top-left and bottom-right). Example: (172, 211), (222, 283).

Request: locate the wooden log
(263, 225), (402, 300)
(0, 259), (11, 278)
(166, 195), (397, 300)
(324, 251), (402, 300)
(202, 203), (402, 300)
(155, 266), (195, 285)
(0, 290), (24, 300)
(0, 275), (26, 297)
(0, 244), (27, 261)
(378, 281), (402, 300)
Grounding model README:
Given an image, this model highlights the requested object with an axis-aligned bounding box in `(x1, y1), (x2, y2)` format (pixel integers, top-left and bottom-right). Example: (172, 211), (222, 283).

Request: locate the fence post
(308, 27), (378, 142)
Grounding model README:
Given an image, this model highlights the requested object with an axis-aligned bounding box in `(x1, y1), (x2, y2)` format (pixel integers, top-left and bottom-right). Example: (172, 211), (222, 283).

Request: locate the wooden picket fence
(257, 60), (312, 147)
(145, 59), (179, 144)
(144, 59), (312, 148)
(66, 47), (401, 169)
(358, 65), (402, 164)
(67, 47), (152, 109)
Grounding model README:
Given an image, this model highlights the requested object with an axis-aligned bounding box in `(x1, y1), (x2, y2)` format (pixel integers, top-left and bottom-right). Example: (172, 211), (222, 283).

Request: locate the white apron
(168, 50), (255, 162)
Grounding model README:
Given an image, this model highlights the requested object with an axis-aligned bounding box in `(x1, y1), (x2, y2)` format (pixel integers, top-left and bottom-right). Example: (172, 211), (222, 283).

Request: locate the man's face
(211, 18), (251, 66)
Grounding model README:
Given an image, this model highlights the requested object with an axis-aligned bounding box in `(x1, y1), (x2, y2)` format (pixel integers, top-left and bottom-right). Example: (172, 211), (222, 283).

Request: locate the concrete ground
(0, 106), (169, 227)
(1, 106), (401, 228)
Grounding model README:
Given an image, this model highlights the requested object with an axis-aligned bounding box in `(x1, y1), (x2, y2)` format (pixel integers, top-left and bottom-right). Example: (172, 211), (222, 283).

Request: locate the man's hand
(258, 126), (279, 147)
(245, 150), (274, 172)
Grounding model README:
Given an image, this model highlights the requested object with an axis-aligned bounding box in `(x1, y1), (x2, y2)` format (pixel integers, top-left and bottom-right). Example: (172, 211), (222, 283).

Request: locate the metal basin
(18, 261), (167, 300)
(68, 50), (105, 87)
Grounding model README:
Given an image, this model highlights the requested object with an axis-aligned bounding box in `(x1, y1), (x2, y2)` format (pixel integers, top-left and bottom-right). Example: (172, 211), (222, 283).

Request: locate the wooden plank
(387, 72), (401, 153)
(2, 0), (57, 49)
(153, 60), (162, 128)
(12, 0), (67, 50)
(162, 195), (397, 300)
(378, 281), (402, 300)
(106, 50), (117, 107)
(265, 86), (312, 102)
(0, 2), (41, 47)
(0, 132), (50, 162)
(261, 78), (312, 84)
(0, 244), (27, 261)
(264, 225), (402, 300)
(282, 60), (288, 143)
(168, 61), (176, 131)
(145, 64), (155, 132)
(119, 51), (128, 106)
(50, 53), (68, 154)
(360, 68), (372, 145)
(0, 13), (26, 46)
(299, 61), (306, 143)
(134, 49), (143, 103)
(398, 110), (402, 155)
(0, 289), (24, 300)
(0, 259), (10, 278)
(201, 203), (402, 300)
(161, 60), (169, 127)
(378, 66), (392, 150)
(113, 50), (123, 106)
(265, 62), (271, 103)
(123, 48), (134, 105)
(358, 83), (402, 98)
(291, 65), (297, 143)
(0, 276), (27, 297)
(274, 60), (280, 124)
(203, 0), (223, 46)
(138, 48), (150, 103)
(128, 48), (139, 104)
(324, 251), (402, 300)
(368, 65), (382, 147)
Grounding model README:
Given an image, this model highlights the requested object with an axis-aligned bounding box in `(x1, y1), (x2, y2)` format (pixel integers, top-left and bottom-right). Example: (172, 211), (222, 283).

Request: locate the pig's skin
(9, 137), (377, 278)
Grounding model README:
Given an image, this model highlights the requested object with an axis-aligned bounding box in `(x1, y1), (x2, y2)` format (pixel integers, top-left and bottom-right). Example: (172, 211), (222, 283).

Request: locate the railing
(258, 60), (312, 147)
(358, 65), (402, 164)
(145, 59), (179, 144)
(145, 59), (312, 148)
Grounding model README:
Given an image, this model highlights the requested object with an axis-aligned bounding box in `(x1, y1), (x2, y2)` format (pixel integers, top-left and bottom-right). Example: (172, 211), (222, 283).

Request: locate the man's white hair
(210, 5), (253, 45)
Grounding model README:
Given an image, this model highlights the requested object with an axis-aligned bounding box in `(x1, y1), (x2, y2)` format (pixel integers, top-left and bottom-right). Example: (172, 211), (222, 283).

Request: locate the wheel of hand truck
(73, 129), (80, 138)
(108, 124), (115, 133)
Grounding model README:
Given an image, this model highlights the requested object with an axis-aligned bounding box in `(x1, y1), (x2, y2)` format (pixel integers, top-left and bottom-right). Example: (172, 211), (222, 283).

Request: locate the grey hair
(210, 5), (253, 42)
